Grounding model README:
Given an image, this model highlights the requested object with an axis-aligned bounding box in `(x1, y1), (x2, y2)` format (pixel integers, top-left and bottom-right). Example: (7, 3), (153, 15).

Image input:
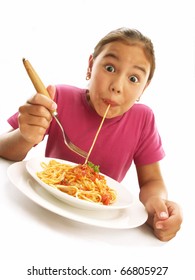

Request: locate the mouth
(102, 98), (118, 107)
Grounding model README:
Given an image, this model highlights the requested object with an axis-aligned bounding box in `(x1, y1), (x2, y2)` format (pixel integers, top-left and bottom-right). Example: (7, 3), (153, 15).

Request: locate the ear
(87, 54), (94, 72)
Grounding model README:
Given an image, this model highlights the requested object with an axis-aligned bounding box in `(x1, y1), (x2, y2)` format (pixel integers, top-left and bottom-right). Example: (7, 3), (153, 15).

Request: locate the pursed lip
(102, 98), (119, 106)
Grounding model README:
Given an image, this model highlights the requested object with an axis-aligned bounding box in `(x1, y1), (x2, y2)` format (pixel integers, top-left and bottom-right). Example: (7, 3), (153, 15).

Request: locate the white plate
(7, 161), (148, 229)
(26, 157), (134, 211)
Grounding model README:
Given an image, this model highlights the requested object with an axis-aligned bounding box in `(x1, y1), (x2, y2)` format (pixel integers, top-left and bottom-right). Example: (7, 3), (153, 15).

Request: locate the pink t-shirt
(8, 84), (165, 182)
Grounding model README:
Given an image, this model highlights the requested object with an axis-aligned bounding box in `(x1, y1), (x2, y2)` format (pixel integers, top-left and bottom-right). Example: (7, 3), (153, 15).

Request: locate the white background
(0, 0), (195, 279)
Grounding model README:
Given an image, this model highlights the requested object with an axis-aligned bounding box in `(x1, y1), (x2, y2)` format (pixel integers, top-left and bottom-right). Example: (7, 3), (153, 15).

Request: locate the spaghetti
(36, 159), (117, 205)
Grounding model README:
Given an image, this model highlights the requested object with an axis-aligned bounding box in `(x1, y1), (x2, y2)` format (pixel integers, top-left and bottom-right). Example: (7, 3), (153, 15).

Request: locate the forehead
(101, 41), (148, 60)
(98, 41), (151, 73)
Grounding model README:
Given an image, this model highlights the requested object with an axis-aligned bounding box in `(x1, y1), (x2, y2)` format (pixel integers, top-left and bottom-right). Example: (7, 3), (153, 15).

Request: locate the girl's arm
(0, 129), (35, 161)
(137, 162), (168, 227)
(136, 162), (182, 241)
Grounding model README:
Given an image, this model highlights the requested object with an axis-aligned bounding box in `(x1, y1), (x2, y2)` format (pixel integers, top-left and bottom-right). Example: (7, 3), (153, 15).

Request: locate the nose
(110, 77), (123, 94)
(111, 88), (120, 94)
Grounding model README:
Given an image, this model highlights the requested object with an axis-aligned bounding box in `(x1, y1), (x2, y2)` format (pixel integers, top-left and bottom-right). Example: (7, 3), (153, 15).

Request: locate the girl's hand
(145, 197), (183, 241)
(18, 85), (57, 145)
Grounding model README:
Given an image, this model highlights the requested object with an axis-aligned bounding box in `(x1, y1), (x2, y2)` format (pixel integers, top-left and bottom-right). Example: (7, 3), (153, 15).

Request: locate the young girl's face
(87, 41), (151, 118)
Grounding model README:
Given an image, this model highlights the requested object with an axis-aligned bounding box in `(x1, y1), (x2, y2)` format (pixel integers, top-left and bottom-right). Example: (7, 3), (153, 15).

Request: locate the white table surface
(0, 155), (194, 279)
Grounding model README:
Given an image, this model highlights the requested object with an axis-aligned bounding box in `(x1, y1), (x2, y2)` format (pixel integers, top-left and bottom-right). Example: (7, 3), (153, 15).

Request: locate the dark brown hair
(93, 27), (155, 81)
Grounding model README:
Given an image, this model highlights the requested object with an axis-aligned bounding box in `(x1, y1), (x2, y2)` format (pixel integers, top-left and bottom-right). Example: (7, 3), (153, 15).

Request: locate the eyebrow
(103, 52), (147, 75)
(103, 53), (119, 60)
(133, 65), (147, 75)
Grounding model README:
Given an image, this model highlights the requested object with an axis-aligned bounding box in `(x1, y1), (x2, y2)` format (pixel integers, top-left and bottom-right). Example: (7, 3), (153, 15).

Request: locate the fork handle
(23, 58), (56, 114)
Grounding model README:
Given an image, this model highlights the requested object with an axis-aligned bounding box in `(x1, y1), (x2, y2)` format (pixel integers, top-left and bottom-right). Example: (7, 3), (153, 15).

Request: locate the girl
(0, 27), (182, 241)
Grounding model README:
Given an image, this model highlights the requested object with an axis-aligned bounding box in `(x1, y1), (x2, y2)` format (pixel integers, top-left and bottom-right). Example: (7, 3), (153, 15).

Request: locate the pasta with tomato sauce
(36, 159), (117, 205)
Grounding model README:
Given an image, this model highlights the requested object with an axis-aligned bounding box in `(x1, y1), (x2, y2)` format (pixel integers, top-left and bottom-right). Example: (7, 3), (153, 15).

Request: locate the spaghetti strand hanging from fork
(84, 104), (110, 164)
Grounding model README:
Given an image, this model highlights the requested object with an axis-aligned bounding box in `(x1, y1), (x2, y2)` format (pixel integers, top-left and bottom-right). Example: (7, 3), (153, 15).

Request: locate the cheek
(89, 70), (100, 89)
(119, 92), (139, 112)
(88, 73), (106, 101)
(123, 92), (136, 105)
(124, 85), (143, 101)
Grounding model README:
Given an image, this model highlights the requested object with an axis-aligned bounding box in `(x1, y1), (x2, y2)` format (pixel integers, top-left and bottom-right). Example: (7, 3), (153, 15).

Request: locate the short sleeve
(7, 112), (19, 129)
(133, 109), (165, 166)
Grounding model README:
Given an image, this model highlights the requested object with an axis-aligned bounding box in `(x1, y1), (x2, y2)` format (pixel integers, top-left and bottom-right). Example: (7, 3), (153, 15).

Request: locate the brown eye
(129, 76), (139, 83)
(105, 65), (115, 72)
